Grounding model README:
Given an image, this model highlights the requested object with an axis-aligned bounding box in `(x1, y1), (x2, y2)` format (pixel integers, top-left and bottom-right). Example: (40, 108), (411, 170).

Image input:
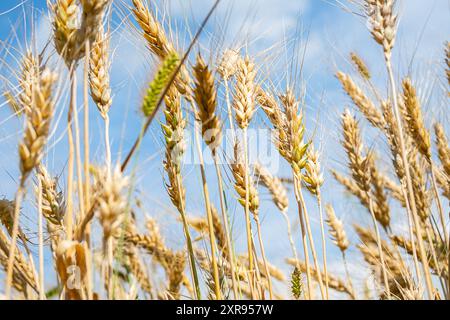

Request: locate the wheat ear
(5, 68), (57, 299)
(190, 55), (222, 299)
(279, 90), (326, 299)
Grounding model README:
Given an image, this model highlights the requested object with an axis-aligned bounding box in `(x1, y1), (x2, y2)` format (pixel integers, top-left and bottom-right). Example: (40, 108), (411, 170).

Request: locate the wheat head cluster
(0, 0), (448, 300)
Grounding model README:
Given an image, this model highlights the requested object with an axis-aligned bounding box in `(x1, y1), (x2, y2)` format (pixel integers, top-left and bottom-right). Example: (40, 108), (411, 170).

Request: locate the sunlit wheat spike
(131, 0), (192, 98)
(340, 109), (371, 193)
(364, 0), (398, 58)
(336, 72), (385, 129)
(0, 227), (38, 294)
(381, 101), (407, 179)
(257, 86), (285, 126)
(350, 52), (371, 80)
(36, 165), (65, 227)
(89, 30), (112, 116)
(52, 0), (79, 64)
(325, 205), (349, 252)
(280, 89), (308, 176)
(401, 78), (431, 159)
(254, 162), (289, 213)
(303, 146), (324, 196)
(217, 49), (240, 80)
(91, 165), (129, 243)
(18, 52), (40, 115)
(19, 68), (57, 180)
(193, 54), (222, 153)
(231, 142), (259, 215)
(78, 0), (110, 49)
(434, 123), (450, 178)
(162, 85), (186, 213)
(233, 56), (257, 129)
(131, 0), (172, 59)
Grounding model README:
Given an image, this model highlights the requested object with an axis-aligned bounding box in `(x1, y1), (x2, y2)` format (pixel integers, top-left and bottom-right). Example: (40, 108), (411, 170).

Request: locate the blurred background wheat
(0, 0), (448, 300)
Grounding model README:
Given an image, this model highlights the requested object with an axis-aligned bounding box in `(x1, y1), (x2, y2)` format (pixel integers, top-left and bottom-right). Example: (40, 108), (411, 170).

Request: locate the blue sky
(0, 0), (449, 297)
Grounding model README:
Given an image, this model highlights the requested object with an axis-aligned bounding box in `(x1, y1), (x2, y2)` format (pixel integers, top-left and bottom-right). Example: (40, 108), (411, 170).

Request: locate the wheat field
(0, 0), (448, 300)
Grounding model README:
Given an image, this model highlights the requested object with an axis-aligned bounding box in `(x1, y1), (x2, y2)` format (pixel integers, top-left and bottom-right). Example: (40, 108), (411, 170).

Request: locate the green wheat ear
(142, 51), (180, 117)
(291, 266), (303, 300)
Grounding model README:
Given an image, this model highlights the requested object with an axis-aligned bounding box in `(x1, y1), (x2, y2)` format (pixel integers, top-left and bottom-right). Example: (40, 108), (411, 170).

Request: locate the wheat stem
(66, 69), (76, 240)
(104, 114), (111, 172)
(243, 127), (256, 298)
(386, 57), (435, 298)
(191, 104), (221, 299)
(176, 174), (201, 300)
(297, 183), (326, 299)
(83, 40), (93, 299)
(224, 79), (235, 141)
(73, 74), (85, 223)
(213, 156), (239, 298)
(341, 251), (355, 299)
(254, 215), (274, 299)
(281, 210), (299, 263)
(37, 178), (45, 299)
(368, 195), (391, 298)
(5, 185), (24, 299)
(400, 180), (423, 289)
(293, 176), (312, 299)
(430, 164), (448, 244)
(316, 191), (329, 299)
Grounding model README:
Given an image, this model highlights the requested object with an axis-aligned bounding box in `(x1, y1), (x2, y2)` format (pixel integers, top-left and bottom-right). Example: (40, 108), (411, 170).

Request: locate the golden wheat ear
(193, 54), (222, 154)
